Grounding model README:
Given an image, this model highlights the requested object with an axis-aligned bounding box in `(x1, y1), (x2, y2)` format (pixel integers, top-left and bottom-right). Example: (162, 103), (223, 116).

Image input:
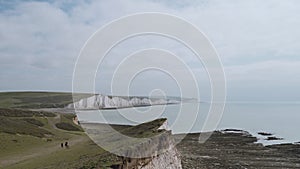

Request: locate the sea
(77, 102), (300, 145)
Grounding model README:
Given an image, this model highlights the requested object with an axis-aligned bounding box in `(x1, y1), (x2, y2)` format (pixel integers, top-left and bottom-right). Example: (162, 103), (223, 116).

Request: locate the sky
(0, 0), (300, 102)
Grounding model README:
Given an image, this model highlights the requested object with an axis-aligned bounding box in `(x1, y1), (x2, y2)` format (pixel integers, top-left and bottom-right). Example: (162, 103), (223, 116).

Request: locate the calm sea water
(77, 103), (300, 145)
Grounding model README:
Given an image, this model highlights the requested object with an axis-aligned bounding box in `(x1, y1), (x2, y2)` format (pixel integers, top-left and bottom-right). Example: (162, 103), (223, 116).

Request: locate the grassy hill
(0, 93), (168, 169)
(0, 91), (91, 109)
(0, 92), (171, 169)
(0, 107), (123, 169)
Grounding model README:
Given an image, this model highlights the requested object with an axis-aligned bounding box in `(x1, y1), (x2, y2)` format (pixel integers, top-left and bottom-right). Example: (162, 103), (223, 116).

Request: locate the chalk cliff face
(143, 149), (182, 169)
(111, 120), (182, 169)
(67, 94), (179, 109)
(139, 140), (182, 169)
(81, 119), (182, 169)
(120, 140), (182, 169)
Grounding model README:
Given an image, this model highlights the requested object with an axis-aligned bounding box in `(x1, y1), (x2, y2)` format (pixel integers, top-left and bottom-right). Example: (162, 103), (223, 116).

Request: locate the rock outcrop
(80, 118), (182, 169)
(112, 119), (182, 169)
(120, 142), (182, 169)
(67, 94), (179, 109)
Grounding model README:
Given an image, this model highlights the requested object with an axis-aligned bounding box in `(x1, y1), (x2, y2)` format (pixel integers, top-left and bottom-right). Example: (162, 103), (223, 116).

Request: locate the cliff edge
(80, 118), (182, 169)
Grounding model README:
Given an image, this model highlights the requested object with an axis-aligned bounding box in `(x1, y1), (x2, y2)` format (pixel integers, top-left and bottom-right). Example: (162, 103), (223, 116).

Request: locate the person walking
(65, 141), (69, 148)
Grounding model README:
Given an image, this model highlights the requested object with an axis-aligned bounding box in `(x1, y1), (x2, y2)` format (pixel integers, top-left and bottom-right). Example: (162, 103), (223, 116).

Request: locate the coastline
(74, 121), (300, 168)
(175, 131), (300, 168)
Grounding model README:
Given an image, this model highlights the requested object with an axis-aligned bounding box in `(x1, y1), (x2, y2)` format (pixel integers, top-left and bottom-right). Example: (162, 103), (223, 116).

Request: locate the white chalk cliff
(141, 145), (182, 169)
(116, 120), (182, 169)
(123, 141), (182, 169)
(67, 94), (179, 109)
(80, 118), (182, 168)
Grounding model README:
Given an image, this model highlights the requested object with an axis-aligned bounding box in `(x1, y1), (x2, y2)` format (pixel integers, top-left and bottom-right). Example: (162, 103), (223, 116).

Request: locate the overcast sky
(1, 0), (300, 102)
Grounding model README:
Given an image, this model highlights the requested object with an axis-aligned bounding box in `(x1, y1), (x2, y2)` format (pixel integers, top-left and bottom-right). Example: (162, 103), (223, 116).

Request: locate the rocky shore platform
(174, 130), (300, 169)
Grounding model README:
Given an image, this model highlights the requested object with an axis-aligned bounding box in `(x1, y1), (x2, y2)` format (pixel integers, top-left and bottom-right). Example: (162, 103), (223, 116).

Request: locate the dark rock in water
(266, 136), (283, 140)
(222, 129), (245, 132)
(258, 132), (273, 136)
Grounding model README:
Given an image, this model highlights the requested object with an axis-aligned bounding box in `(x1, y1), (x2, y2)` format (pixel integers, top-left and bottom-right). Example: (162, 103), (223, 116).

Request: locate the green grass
(54, 113), (83, 132)
(119, 118), (167, 138)
(0, 92), (168, 169)
(0, 133), (48, 157)
(78, 118), (169, 160)
(61, 113), (77, 120)
(4, 137), (107, 169)
(0, 116), (53, 138)
(0, 107), (124, 169)
(0, 114), (168, 169)
(0, 108), (56, 117)
(0, 108), (57, 138)
(0, 91), (91, 109)
(22, 118), (44, 127)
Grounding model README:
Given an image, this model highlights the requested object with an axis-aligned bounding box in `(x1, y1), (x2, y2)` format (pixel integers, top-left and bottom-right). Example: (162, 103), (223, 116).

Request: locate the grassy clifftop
(0, 107), (99, 169)
(0, 91), (90, 109)
(0, 104), (170, 169)
(0, 92), (170, 168)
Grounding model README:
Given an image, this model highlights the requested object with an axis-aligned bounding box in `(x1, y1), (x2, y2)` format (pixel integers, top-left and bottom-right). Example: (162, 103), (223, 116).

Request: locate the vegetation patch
(0, 108), (56, 117)
(62, 113), (76, 120)
(0, 92), (91, 109)
(55, 122), (82, 131)
(22, 118), (44, 127)
(118, 118), (167, 138)
(0, 117), (52, 138)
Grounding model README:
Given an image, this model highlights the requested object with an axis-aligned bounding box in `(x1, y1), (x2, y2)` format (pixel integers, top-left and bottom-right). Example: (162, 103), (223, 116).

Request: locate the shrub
(22, 118), (44, 127)
(55, 122), (81, 131)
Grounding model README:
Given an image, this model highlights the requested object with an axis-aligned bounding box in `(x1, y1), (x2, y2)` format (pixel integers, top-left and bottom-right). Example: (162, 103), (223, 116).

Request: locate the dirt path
(0, 114), (86, 167)
(0, 135), (87, 167)
(47, 113), (61, 130)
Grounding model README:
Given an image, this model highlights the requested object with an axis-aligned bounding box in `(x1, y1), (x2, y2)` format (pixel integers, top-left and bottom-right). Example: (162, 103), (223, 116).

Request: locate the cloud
(0, 0), (299, 101)
(225, 60), (300, 101)
(178, 0), (300, 63)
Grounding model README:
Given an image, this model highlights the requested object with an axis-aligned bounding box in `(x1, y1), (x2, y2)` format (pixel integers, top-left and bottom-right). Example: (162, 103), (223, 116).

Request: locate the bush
(55, 122), (81, 131)
(62, 113), (76, 120)
(22, 118), (44, 127)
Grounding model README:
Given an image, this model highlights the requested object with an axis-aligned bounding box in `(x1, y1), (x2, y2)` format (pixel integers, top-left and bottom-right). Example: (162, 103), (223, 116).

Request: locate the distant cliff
(67, 94), (180, 109)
